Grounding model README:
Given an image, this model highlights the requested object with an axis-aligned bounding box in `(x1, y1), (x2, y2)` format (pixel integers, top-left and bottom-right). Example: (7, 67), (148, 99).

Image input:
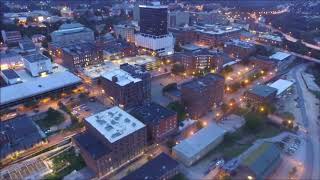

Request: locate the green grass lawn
(208, 122), (282, 160)
(45, 148), (86, 180)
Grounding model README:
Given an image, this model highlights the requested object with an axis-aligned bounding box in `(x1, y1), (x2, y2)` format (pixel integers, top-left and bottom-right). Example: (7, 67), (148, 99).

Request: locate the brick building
(173, 49), (224, 74)
(73, 106), (147, 177)
(223, 39), (256, 59)
(130, 102), (178, 143)
(101, 64), (151, 109)
(181, 73), (225, 119)
(244, 85), (277, 107)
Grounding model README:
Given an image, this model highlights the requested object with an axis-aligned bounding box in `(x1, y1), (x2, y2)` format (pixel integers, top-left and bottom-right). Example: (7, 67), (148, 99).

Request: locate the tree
(171, 64), (185, 75)
(167, 101), (186, 122)
(162, 83), (177, 94)
(244, 112), (264, 132)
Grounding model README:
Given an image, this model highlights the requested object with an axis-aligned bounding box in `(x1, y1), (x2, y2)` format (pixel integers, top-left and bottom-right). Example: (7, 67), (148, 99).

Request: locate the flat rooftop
(122, 153), (179, 180)
(85, 106), (145, 143)
(83, 62), (119, 79)
(269, 52), (291, 61)
(268, 79), (294, 95)
(181, 73), (224, 91)
(114, 55), (157, 66)
(247, 85), (278, 98)
(0, 115), (45, 159)
(0, 70), (81, 105)
(130, 102), (176, 124)
(259, 34), (282, 42)
(1, 69), (20, 79)
(173, 123), (226, 159)
(23, 53), (50, 63)
(225, 39), (255, 49)
(101, 69), (142, 86)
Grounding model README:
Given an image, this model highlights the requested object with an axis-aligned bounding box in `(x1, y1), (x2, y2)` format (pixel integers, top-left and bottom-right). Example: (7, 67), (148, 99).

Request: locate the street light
(247, 175), (254, 180)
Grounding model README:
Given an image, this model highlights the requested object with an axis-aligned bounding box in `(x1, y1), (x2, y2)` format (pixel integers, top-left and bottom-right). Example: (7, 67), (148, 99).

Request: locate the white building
(0, 69), (21, 85)
(173, 123), (226, 166)
(114, 24), (135, 43)
(135, 33), (174, 56)
(269, 51), (295, 70)
(85, 106), (146, 143)
(168, 11), (190, 28)
(51, 23), (95, 44)
(23, 53), (53, 77)
(268, 79), (294, 96)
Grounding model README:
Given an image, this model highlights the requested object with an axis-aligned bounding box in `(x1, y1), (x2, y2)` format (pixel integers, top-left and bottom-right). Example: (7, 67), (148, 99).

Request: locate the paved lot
(1, 159), (50, 180)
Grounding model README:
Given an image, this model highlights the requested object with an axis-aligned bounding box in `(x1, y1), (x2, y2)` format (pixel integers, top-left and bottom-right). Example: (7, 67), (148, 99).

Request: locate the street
(291, 64), (320, 179)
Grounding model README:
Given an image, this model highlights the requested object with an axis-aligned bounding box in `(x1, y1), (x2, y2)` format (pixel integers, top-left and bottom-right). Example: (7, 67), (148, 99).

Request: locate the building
(223, 39), (256, 59)
(18, 40), (37, 53)
(235, 142), (281, 180)
(173, 49), (224, 74)
(60, 42), (103, 70)
(73, 107), (147, 177)
(102, 40), (136, 61)
(0, 69), (21, 85)
(101, 64), (151, 109)
(1, 30), (22, 45)
(113, 24), (135, 43)
(122, 153), (180, 180)
(135, 5), (174, 56)
(269, 51), (294, 70)
(0, 115), (45, 159)
(168, 11), (190, 28)
(173, 123), (226, 166)
(190, 11), (227, 25)
(169, 26), (198, 45)
(181, 73), (225, 119)
(249, 56), (276, 71)
(23, 53), (53, 77)
(0, 68), (82, 108)
(244, 85), (278, 107)
(130, 102), (178, 142)
(51, 23), (95, 44)
(0, 51), (24, 69)
(257, 34), (283, 46)
(120, 63), (151, 100)
(194, 24), (242, 47)
(268, 79), (294, 96)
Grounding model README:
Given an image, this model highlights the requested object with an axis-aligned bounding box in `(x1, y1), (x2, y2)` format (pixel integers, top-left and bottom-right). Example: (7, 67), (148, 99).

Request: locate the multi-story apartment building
(113, 24), (135, 43)
(120, 63), (151, 101)
(244, 85), (277, 107)
(173, 49), (224, 74)
(50, 23), (95, 44)
(73, 106), (147, 177)
(181, 73), (225, 119)
(168, 11), (190, 28)
(223, 39), (256, 59)
(57, 42), (103, 70)
(101, 64), (151, 109)
(130, 102), (178, 143)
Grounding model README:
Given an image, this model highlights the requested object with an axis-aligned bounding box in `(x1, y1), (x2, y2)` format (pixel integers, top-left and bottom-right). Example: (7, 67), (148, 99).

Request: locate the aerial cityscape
(0, 0), (319, 180)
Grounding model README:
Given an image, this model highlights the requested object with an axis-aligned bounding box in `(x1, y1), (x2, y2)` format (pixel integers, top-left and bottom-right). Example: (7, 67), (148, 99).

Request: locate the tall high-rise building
(135, 4), (174, 56)
(139, 5), (168, 36)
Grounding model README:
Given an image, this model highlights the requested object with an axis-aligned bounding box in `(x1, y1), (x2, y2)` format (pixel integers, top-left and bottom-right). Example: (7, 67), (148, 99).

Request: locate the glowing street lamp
(247, 175), (254, 180)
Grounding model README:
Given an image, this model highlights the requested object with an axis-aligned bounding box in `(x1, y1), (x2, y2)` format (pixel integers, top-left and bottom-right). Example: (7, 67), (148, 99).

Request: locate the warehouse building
(235, 142), (281, 180)
(268, 79), (294, 96)
(173, 123), (226, 166)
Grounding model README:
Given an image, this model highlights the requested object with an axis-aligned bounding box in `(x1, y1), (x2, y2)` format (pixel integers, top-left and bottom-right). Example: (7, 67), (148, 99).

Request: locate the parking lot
(1, 158), (50, 180)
